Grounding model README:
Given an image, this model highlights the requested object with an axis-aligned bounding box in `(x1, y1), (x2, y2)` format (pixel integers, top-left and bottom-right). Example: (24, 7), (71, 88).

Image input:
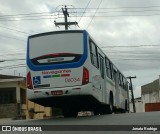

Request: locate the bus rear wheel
(62, 108), (78, 118)
(107, 95), (113, 114)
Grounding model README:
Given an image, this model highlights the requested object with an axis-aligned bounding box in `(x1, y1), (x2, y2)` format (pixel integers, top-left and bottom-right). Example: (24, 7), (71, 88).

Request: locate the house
(0, 74), (52, 119)
(141, 78), (160, 112)
(129, 97), (144, 112)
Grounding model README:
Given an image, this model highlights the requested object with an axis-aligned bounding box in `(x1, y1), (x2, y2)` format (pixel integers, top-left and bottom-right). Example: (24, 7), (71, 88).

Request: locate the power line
(101, 45), (160, 48)
(70, 9), (160, 14)
(1, 59), (25, 62)
(2, 13), (160, 22)
(0, 48), (25, 53)
(1, 5), (160, 21)
(0, 25), (29, 35)
(1, 5), (160, 18)
(0, 34), (25, 42)
(0, 52), (25, 56)
(112, 58), (160, 61)
(78, 0), (92, 23)
(0, 64), (25, 68)
(0, 17), (51, 21)
(0, 11), (54, 18)
(0, 14), (55, 20)
(71, 13), (160, 18)
(86, 0), (103, 29)
(0, 65), (26, 70)
(72, 5), (160, 10)
(107, 53), (160, 56)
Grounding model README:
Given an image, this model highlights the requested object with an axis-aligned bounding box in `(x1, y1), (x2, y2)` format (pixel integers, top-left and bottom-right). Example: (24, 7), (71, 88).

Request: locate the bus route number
(65, 78), (80, 83)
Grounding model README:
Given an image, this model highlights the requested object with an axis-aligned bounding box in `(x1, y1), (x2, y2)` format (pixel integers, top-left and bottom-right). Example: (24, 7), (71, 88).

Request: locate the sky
(0, 0), (160, 98)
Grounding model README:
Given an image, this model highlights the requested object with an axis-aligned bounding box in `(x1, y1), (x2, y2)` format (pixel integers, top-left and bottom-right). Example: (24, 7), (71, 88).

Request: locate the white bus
(27, 30), (129, 117)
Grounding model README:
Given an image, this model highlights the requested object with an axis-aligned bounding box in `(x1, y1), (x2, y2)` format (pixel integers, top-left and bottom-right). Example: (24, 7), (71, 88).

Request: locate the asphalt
(0, 111), (160, 134)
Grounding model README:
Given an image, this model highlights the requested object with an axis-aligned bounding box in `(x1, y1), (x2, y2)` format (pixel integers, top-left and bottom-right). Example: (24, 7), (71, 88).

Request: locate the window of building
(0, 88), (16, 104)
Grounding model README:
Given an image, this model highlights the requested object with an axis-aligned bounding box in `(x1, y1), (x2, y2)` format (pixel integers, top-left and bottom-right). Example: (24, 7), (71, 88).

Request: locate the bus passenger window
(113, 69), (117, 81)
(109, 62), (113, 80)
(89, 41), (99, 68)
(119, 73), (122, 87)
(105, 58), (112, 79)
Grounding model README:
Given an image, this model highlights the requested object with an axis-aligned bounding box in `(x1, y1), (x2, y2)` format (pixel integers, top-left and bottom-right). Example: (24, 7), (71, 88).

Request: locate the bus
(26, 30), (129, 117)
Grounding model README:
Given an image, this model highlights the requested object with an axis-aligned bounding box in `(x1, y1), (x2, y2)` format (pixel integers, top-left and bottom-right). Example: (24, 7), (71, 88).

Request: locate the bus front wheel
(107, 95), (113, 114)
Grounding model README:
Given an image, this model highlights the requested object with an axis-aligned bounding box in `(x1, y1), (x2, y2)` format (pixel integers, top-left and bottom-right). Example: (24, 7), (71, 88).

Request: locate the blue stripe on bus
(27, 30), (88, 71)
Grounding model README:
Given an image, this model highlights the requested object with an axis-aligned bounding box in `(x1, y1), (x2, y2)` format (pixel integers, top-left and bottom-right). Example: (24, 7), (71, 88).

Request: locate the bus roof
(29, 30), (87, 39)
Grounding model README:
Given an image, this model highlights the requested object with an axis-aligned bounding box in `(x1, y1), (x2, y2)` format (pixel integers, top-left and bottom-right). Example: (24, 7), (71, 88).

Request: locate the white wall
(130, 101), (144, 113)
(142, 91), (160, 103)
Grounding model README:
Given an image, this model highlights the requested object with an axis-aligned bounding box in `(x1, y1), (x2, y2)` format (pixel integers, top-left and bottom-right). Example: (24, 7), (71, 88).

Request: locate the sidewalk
(0, 118), (12, 123)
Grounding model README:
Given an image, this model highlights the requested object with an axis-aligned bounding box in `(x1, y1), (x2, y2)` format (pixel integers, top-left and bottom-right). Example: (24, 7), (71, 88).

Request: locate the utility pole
(54, 5), (78, 30)
(127, 76), (136, 113)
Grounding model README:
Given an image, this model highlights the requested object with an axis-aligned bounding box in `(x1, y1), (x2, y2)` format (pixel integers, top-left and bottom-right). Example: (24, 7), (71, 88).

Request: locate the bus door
(99, 54), (106, 103)
(115, 71), (120, 107)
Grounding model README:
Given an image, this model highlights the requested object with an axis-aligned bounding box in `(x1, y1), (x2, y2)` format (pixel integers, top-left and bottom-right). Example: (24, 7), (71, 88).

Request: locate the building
(129, 97), (144, 113)
(141, 79), (160, 103)
(0, 74), (52, 119)
(141, 78), (160, 112)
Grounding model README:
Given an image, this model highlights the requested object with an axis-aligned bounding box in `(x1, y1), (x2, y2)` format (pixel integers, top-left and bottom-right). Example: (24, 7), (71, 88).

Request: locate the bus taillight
(82, 67), (89, 85)
(27, 72), (33, 89)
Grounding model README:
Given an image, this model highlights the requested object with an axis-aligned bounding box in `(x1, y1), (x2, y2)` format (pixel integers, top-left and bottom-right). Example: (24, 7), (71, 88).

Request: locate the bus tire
(94, 110), (100, 115)
(125, 100), (129, 113)
(107, 94), (113, 114)
(62, 108), (78, 118)
(121, 100), (128, 113)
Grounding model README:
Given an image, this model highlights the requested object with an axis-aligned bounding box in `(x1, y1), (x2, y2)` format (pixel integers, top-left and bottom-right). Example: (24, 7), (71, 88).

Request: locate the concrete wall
(130, 101), (144, 113)
(0, 103), (17, 118)
(141, 79), (160, 112)
(142, 91), (160, 104)
(141, 91), (160, 112)
(25, 100), (52, 119)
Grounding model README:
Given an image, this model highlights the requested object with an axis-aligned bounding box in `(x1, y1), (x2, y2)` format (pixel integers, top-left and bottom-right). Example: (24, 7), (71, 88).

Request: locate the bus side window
(120, 74), (125, 88)
(105, 57), (112, 79)
(99, 54), (105, 79)
(122, 76), (124, 89)
(89, 40), (99, 68)
(122, 77), (126, 89)
(113, 69), (117, 81)
(119, 73), (122, 87)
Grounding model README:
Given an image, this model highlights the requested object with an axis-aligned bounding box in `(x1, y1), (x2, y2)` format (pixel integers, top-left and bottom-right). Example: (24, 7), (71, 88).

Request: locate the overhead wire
(0, 25), (29, 35)
(0, 34), (26, 42)
(101, 44), (160, 48)
(71, 5), (160, 10)
(0, 64), (26, 70)
(0, 11), (54, 18)
(86, 0), (103, 29)
(78, 0), (92, 23)
(2, 6), (160, 21)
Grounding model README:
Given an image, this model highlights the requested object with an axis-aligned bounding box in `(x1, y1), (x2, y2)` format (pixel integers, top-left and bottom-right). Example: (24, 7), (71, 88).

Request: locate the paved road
(1, 111), (160, 134)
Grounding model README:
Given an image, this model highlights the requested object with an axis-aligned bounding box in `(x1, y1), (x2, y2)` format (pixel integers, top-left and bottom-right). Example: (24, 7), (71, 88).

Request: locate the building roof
(0, 74), (25, 83)
(0, 74), (24, 79)
(141, 79), (160, 94)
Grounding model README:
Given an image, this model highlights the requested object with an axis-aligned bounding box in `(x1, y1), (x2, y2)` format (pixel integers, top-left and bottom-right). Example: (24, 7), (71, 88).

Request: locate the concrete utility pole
(127, 76), (136, 113)
(54, 5), (78, 30)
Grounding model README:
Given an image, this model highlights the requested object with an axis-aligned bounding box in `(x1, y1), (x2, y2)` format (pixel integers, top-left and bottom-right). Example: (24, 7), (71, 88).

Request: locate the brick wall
(0, 103), (17, 118)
